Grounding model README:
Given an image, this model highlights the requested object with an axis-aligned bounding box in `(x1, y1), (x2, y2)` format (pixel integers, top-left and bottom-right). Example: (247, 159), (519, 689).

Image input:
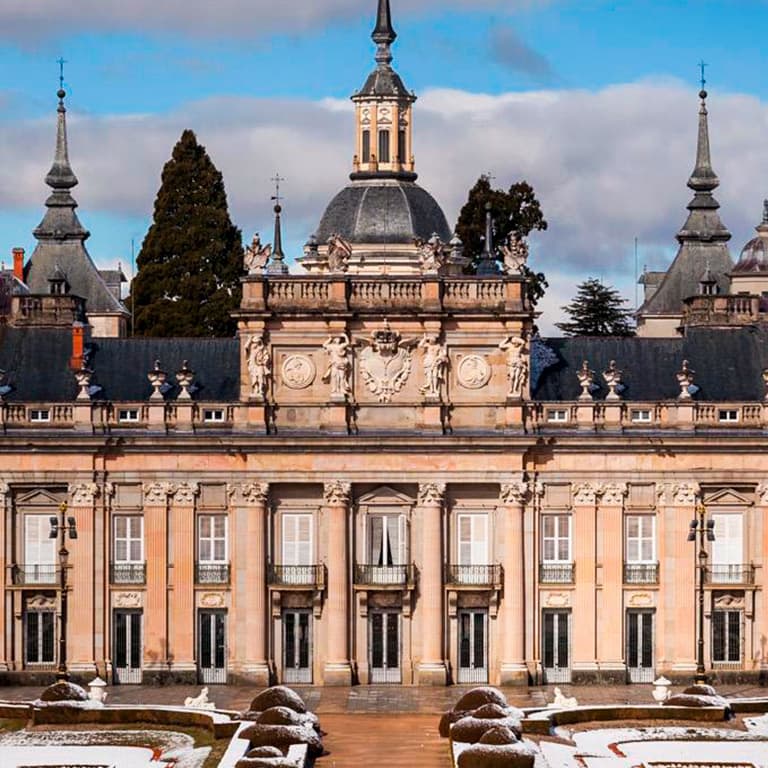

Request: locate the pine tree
(455, 175), (549, 302)
(131, 130), (243, 337)
(556, 278), (636, 337)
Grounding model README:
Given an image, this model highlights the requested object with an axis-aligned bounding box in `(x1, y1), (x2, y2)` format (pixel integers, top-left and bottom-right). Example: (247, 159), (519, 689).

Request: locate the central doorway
(457, 609), (488, 684)
(369, 610), (401, 683)
(283, 609), (312, 683)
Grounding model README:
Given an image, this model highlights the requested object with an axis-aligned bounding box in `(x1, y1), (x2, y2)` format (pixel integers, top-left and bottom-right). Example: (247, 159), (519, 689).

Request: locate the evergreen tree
(556, 278), (636, 337)
(132, 130), (243, 337)
(455, 175), (549, 303)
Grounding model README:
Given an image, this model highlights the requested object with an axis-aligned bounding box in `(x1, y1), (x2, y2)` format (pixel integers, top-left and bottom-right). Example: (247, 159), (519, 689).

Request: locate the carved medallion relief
(457, 354), (491, 390)
(281, 354), (316, 390)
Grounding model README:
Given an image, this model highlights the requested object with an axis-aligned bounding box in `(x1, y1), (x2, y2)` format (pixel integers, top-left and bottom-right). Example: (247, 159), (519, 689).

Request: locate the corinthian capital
(69, 482), (100, 506)
(600, 483), (628, 506)
(671, 482), (700, 506)
(572, 482), (601, 506)
(143, 482), (175, 505)
(229, 482), (270, 506)
(172, 482), (199, 505)
(499, 479), (531, 506)
(418, 482), (446, 506)
(324, 481), (351, 506)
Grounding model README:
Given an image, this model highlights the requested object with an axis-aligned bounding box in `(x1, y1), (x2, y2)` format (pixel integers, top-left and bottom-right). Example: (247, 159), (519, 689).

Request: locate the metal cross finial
(482, 171), (496, 184)
(270, 173), (285, 206)
(699, 60), (707, 91)
(57, 57), (67, 91)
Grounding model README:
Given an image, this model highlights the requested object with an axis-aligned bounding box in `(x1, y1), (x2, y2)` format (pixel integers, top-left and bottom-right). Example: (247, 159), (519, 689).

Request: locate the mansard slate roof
(315, 179), (451, 244)
(0, 327), (239, 402)
(534, 328), (768, 402)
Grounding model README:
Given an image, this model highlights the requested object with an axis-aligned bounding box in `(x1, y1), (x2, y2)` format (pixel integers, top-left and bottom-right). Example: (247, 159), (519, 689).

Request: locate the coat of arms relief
(358, 320), (418, 403)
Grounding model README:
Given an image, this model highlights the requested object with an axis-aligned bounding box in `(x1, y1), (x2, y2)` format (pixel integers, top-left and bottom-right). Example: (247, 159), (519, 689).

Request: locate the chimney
(70, 321), (86, 370)
(12, 248), (24, 281)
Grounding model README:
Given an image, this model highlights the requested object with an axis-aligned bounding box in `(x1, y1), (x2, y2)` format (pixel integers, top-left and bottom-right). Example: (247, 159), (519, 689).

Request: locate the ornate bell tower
(351, 0), (417, 181)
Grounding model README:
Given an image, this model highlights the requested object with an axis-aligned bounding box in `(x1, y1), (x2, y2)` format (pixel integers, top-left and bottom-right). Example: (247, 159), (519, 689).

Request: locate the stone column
(0, 483), (8, 670)
(170, 482), (198, 681)
(571, 482), (600, 682)
(67, 482), (98, 674)
(597, 482), (627, 682)
(143, 482), (173, 679)
(417, 482), (448, 685)
(230, 482), (270, 684)
(668, 482), (699, 676)
(323, 481), (353, 685)
(498, 479), (529, 685)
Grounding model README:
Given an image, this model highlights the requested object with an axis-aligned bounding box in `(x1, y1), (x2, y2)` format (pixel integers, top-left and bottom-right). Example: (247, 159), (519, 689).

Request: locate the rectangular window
(25, 610), (55, 665)
(711, 513), (743, 566)
(625, 515), (656, 563)
(712, 610), (742, 663)
(118, 409), (139, 423)
(718, 409), (739, 423)
(199, 515), (228, 563)
(398, 129), (406, 163)
(546, 409), (568, 423)
(542, 514), (571, 562)
(369, 515), (405, 566)
(631, 409), (652, 423)
(24, 516), (57, 582)
(378, 130), (390, 163)
(29, 409), (50, 423)
(282, 514), (313, 566)
(114, 516), (143, 563)
(203, 409), (224, 423)
(457, 514), (489, 566)
(362, 130), (371, 163)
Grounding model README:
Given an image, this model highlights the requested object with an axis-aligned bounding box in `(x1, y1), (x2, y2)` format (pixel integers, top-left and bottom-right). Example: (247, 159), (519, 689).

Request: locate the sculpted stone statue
(499, 334), (528, 400)
(244, 233), (271, 274)
(577, 360), (595, 401)
(416, 233), (446, 274)
(418, 333), (448, 399)
(245, 333), (271, 399)
(603, 359), (623, 401)
(322, 333), (353, 400)
(327, 233), (353, 273)
(676, 359), (695, 400)
(499, 233), (529, 275)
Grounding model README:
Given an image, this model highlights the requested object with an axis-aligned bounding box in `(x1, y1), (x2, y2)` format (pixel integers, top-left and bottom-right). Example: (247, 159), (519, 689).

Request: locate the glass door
(198, 610), (227, 684)
(458, 609), (488, 683)
(369, 610), (401, 683)
(542, 610), (571, 683)
(113, 610), (142, 684)
(627, 609), (655, 683)
(283, 609), (312, 683)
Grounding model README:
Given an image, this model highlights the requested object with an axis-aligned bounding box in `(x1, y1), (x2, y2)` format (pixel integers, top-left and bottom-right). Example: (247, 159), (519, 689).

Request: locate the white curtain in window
(711, 514), (742, 565)
(458, 514), (488, 565)
(283, 514), (313, 565)
(25, 516), (56, 565)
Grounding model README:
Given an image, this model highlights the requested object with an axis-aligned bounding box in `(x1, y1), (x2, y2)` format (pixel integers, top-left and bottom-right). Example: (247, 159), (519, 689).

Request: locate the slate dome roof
(314, 179), (451, 245)
(733, 201), (768, 274)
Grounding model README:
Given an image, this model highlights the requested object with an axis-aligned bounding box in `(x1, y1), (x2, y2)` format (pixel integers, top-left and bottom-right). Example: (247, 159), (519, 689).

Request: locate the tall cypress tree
(556, 278), (636, 337)
(132, 130), (243, 337)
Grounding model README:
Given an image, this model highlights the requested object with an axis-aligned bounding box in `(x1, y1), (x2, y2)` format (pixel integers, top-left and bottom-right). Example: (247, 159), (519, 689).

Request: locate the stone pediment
(14, 488), (63, 507)
(356, 485), (415, 506)
(703, 488), (752, 506)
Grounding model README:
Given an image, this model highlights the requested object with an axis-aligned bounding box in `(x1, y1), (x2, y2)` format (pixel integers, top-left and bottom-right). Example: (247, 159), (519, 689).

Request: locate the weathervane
(57, 57), (67, 91)
(270, 173), (285, 207)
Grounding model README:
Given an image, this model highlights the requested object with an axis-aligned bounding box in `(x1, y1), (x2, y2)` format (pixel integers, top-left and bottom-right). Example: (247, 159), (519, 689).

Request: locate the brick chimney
(70, 321), (86, 370)
(12, 248), (24, 281)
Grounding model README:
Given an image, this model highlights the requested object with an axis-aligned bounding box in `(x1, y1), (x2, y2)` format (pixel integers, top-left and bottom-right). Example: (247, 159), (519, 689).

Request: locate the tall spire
(373, 0), (396, 66)
(267, 173), (288, 274)
(687, 88), (718, 192)
(45, 88), (79, 191)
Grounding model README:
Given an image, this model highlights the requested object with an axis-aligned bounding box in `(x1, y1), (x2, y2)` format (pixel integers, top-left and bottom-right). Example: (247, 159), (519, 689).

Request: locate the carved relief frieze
(628, 592), (654, 608)
(359, 321), (415, 403)
(714, 593), (745, 610)
(245, 332), (271, 400)
(199, 592), (226, 609)
(499, 334), (528, 400)
(418, 333), (448, 399)
(418, 483), (446, 506)
(69, 482), (99, 506)
(457, 354), (491, 390)
(113, 592), (143, 609)
(324, 481), (352, 506)
(27, 594), (56, 610)
(543, 592), (571, 608)
(172, 482), (199, 505)
(281, 354), (316, 390)
(322, 333), (353, 400)
(143, 482), (175, 505)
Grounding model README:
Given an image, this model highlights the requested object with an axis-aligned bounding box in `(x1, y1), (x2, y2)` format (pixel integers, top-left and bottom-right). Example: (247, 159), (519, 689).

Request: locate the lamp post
(687, 502), (715, 685)
(49, 502), (78, 682)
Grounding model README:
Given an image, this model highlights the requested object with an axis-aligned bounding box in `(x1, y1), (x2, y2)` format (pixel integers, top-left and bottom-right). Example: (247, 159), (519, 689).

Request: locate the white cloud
(2, 81), (767, 333)
(0, 0), (550, 41)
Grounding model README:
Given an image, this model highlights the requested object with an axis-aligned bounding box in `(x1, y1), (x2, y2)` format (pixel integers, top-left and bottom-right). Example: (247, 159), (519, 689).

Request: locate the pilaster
(230, 482), (270, 684)
(416, 482), (448, 685)
(759, 484), (768, 676)
(0, 482), (8, 671)
(323, 481), (353, 685)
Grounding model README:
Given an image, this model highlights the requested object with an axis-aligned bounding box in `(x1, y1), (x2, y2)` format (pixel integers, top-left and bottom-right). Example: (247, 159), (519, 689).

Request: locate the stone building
(0, 0), (767, 688)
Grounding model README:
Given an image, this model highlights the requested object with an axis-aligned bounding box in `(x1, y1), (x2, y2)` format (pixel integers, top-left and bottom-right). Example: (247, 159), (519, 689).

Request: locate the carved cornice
(143, 482), (175, 505)
(499, 480), (531, 506)
(324, 481), (352, 506)
(172, 482), (199, 505)
(671, 482), (700, 506)
(572, 482), (602, 506)
(600, 483), (628, 506)
(418, 482), (446, 506)
(69, 482), (99, 506)
(229, 482), (270, 506)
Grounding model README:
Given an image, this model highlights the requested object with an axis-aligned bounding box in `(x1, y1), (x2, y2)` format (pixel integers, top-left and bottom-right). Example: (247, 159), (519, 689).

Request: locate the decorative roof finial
(763, 199), (768, 226)
(688, 67), (717, 193)
(477, 202), (500, 276)
(267, 173), (289, 275)
(46, 63), (78, 192)
(372, 0), (397, 68)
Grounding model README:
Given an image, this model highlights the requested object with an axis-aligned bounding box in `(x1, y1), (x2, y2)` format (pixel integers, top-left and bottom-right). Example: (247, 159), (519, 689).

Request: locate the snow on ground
(0, 745), (167, 767)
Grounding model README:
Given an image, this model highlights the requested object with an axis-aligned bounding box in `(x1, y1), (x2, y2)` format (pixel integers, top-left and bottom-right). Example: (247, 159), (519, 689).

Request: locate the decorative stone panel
(113, 592), (143, 609)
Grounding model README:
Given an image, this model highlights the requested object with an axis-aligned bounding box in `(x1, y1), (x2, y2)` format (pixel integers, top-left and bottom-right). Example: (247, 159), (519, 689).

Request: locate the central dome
(315, 179), (451, 245)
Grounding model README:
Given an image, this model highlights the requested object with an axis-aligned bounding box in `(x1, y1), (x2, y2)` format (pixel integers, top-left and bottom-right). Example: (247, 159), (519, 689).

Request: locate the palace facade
(1, 0), (768, 688)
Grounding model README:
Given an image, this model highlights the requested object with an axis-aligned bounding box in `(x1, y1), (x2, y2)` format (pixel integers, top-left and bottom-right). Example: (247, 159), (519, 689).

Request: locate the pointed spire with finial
(45, 87), (79, 191)
(373, 0), (397, 67)
(267, 173), (289, 275)
(687, 87), (718, 192)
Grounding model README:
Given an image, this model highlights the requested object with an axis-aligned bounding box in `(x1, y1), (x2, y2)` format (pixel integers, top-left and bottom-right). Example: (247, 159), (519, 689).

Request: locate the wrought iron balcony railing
(444, 564), (502, 587)
(10, 564), (58, 585)
(706, 564), (755, 585)
(110, 562), (147, 585)
(195, 562), (231, 585)
(268, 564), (325, 588)
(623, 563), (659, 585)
(354, 564), (416, 587)
(539, 562), (575, 584)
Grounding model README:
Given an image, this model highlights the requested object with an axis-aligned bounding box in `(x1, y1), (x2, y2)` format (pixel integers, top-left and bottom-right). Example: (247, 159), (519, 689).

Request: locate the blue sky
(1, 0), (767, 330)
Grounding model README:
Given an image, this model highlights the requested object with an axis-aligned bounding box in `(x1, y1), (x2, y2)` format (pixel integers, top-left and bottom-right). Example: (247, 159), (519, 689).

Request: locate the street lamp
(687, 503), (715, 684)
(49, 502), (78, 682)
